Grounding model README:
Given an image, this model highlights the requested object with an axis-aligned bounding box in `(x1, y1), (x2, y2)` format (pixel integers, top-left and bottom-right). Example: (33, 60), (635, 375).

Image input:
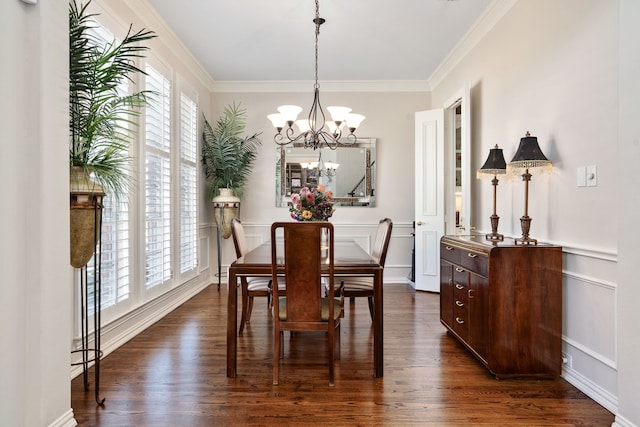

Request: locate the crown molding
(120, 0), (217, 91)
(211, 80), (430, 93)
(428, 0), (519, 89)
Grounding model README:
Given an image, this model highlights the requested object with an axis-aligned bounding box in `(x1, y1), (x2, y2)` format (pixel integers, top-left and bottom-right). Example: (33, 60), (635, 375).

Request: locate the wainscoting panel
(199, 233), (209, 273)
(560, 245), (618, 414)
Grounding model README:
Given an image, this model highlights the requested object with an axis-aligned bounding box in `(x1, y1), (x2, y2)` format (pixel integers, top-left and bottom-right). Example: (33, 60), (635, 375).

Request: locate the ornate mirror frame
(275, 138), (377, 207)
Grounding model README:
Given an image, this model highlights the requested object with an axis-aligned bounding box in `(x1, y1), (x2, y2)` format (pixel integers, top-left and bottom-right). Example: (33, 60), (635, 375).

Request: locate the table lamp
(477, 145), (507, 241)
(507, 132), (552, 245)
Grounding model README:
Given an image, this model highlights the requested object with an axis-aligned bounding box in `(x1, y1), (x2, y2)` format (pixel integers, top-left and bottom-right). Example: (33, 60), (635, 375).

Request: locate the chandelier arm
(285, 126), (297, 140)
(343, 133), (357, 145)
(318, 130), (340, 149)
(274, 129), (312, 146)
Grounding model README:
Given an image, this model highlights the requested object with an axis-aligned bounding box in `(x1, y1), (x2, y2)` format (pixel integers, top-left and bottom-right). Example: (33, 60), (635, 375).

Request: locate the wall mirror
(275, 138), (376, 207)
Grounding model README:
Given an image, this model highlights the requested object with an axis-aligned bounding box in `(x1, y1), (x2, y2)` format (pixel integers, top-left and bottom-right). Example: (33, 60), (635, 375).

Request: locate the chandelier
(267, 0), (365, 150)
(301, 153), (339, 177)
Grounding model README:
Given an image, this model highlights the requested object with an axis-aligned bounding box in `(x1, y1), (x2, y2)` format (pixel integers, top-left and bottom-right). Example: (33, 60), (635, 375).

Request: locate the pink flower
(291, 193), (300, 205)
(305, 192), (315, 203)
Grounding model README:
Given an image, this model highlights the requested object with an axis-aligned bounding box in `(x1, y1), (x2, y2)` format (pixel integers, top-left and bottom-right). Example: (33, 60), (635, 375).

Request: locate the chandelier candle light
(507, 132), (552, 245)
(477, 144), (507, 241)
(267, 0), (365, 150)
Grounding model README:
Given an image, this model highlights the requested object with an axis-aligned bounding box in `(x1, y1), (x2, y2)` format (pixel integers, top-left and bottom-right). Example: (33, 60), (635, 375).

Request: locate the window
(179, 92), (198, 274)
(76, 16), (203, 327)
(100, 197), (131, 308)
(144, 64), (172, 289)
(84, 20), (131, 315)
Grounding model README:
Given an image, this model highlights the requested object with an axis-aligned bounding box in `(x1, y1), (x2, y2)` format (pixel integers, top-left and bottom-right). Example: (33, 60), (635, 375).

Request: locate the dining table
(226, 239), (384, 378)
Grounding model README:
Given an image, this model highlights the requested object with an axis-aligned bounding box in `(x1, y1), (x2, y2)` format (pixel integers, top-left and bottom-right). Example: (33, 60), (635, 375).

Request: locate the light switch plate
(586, 165), (597, 187)
(577, 166), (586, 187)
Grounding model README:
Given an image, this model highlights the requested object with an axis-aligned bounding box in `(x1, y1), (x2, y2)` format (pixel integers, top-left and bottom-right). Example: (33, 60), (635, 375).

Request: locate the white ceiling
(147, 0), (493, 84)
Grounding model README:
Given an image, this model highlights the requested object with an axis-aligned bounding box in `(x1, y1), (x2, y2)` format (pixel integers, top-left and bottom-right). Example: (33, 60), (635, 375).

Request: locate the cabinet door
(440, 259), (454, 329)
(468, 272), (488, 361)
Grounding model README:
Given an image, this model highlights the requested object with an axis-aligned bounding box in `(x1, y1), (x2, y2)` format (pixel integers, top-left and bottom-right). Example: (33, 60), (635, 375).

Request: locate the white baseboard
(613, 414), (638, 427)
(562, 365), (618, 414)
(48, 409), (77, 427)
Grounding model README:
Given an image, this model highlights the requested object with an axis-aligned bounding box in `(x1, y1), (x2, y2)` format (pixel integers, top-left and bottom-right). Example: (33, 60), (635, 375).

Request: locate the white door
(414, 109), (444, 292)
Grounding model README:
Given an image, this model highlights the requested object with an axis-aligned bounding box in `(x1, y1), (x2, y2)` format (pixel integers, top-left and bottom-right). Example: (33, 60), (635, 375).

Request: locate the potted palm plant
(69, 0), (156, 267)
(202, 103), (262, 238)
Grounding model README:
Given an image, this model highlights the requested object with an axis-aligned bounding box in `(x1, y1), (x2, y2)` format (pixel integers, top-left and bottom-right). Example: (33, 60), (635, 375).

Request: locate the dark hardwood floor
(71, 284), (614, 426)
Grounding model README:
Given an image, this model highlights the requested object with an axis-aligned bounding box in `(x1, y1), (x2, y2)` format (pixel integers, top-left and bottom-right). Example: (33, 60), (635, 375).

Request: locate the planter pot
(70, 166), (106, 268)
(213, 188), (240, 239)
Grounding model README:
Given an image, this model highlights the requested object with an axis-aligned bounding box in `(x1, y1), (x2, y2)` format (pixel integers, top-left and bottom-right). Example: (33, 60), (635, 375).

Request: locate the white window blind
(85, 21), (131, 314)
(144, 64), (172, 289)
(179, 92), (198, 274)
(99, 197), (130, 307)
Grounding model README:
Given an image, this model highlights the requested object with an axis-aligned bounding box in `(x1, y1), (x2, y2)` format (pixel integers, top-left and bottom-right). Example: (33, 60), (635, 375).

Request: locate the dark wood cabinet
(440, 234), (562, 378)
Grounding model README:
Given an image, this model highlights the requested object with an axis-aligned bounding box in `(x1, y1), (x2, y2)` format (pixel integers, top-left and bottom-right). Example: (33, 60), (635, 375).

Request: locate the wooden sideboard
(440, 234), (563, 378)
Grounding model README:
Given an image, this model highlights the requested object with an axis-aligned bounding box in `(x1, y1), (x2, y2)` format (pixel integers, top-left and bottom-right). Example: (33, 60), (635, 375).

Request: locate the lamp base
(515, 236), (538, 245)
(515, 215), (538, 245)
(486, 214), (504, 241)
(486, 233), (504, 241)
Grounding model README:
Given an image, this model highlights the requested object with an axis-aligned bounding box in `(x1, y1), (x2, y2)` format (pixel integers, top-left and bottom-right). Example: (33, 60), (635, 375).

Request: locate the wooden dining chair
(231, 218), (274, 334)
(270, 221), (344, 386)
(341, 218), (393, 320)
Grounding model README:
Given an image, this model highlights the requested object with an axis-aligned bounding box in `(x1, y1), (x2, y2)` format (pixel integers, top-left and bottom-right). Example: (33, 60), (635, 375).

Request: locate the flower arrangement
(289, 184), (335, 221)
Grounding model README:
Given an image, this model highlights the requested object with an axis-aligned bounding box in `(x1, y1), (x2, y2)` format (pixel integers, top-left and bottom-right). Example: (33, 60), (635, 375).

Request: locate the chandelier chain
(314, 0), (320, 89)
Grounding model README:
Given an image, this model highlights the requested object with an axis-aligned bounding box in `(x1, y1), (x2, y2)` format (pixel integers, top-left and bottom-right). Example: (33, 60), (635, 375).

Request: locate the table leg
(373, 267), (384, 377)
(227, 268), (237, 377)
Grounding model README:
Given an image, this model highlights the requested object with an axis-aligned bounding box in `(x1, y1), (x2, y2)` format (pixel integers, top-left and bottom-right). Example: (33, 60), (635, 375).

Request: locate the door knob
(416, 221), (423, 226)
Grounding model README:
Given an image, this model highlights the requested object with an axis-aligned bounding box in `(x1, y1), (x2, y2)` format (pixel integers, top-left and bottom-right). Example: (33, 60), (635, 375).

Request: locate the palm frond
(201, 103), (262, 200)
(69, 0), (156, 200)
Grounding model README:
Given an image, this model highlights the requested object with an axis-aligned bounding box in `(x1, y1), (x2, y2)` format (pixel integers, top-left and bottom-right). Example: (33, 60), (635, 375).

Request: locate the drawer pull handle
(455, 284), (464, 290)
(445, 246), (454, 251)
(468, 289), (475, 298)
(455, 267), (464, 273)
(467, 253), (478, 258)
(455, 300), (464, 307)
(455, 317), (465, 324)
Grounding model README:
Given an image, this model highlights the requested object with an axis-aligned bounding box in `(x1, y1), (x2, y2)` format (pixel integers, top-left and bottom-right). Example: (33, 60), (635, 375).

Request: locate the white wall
(616, 1), (640, 426)
(0, 1), (74, 426)
(431, 0), (636, 423)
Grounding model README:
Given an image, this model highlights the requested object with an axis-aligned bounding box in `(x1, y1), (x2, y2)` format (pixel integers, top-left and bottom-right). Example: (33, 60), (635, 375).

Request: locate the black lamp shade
(508, 133), (551, 169)
(478, 145), (507, 175)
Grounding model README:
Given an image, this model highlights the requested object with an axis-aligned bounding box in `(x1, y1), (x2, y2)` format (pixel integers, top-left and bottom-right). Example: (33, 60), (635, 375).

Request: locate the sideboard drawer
(441, 242), (460, 264)
(459, 249), (488, 276)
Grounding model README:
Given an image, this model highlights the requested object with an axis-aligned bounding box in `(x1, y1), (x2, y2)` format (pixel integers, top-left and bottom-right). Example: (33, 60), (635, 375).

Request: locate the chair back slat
(230, 218), (248, 258)
(271, 222), (334, 324)
(371, 218), (393, 266)
(282, 225), (323, 321)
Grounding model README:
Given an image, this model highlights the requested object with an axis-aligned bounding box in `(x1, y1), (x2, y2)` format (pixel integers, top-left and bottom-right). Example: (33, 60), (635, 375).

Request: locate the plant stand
(213, 190), (240, 291)
(71, 201), (105, 406)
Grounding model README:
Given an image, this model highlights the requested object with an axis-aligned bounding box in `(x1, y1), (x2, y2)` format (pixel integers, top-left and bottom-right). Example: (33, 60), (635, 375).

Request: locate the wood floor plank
(71, 284), (614, 426)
